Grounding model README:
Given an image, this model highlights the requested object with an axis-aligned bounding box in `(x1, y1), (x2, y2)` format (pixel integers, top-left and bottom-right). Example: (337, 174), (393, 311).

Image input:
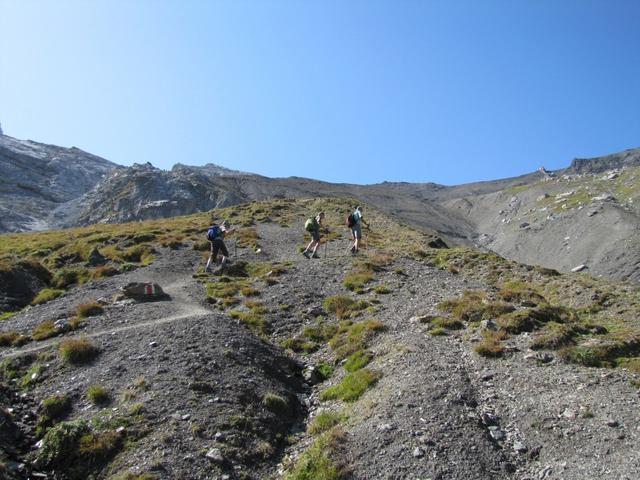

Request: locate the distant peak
(0, 122), (4, 136)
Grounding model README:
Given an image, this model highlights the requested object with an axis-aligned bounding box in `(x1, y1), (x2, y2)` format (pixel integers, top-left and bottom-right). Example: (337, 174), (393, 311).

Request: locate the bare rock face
(566, 148), (640, 175)
(0, 135), (117, 233)
(68, 163), (249, 226)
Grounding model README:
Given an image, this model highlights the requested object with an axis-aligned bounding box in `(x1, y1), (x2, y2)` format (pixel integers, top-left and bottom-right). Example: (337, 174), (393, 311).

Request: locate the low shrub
(36, 394), (72, 437)
(284, 428), (346, 480)
(59, 338), (99, 365)
(530, 322), (579, 350)
(92, 265), (119, 279)
(429, 327), (446, 336)
(31, 288), (65, 305)
(308, 411), (346, 435)
(229, 309), (267, 334)
(0, 331), (27, 347)
(474, 330), (507, 358)
(76, 302), (104, 319)
(262, 393), (290, 415)
(430, 316), (465, 330)
(316, 362), (334, 380)
(86, 385), (110, 405)
(343, 270), (374, 292)
(323, 296), (369, 319)
(32, 320), (60, 341)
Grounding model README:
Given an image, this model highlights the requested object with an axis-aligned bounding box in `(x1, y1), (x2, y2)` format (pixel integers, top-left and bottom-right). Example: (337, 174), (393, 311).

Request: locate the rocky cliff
(0, 135), (116, 232)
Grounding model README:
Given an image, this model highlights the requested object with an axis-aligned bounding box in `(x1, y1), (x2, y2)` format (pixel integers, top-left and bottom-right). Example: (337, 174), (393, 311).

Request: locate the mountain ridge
(1, 133), (639, 282)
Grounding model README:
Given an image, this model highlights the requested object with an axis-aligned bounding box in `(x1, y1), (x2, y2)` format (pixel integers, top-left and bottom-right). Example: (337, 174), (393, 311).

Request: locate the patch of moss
(343, 350), (371, 372)
(31, 288), (65, 305)
(320, 369), (381, 402)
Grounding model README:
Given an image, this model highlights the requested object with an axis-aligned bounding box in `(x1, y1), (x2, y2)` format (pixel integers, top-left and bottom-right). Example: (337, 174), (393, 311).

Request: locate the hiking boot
(311, 253), (320, 259)
(302, 251), (310, 258)
(350, 245), (356, 253)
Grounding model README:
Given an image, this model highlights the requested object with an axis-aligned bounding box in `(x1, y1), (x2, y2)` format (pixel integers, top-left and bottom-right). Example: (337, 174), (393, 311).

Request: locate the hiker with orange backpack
(347, 206), (369, 254)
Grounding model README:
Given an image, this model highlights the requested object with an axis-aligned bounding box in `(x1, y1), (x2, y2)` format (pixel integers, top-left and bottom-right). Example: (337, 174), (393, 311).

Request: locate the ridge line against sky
(1, 0), (639, 186)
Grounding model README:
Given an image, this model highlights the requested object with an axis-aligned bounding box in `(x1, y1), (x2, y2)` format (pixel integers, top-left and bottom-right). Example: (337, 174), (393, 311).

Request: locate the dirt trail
(1, 257), (211, 360)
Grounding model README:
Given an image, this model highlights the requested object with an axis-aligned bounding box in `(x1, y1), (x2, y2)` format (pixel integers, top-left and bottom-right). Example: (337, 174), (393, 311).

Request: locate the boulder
(120, 282), (167, 300)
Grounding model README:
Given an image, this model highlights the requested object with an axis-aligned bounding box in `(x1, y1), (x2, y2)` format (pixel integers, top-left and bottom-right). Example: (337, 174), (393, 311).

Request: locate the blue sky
(1, 0), (639, 185)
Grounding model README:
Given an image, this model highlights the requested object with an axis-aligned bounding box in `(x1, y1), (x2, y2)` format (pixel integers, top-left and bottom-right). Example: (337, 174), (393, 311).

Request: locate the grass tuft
(59, 338), (99, 365)
(76, 301), (104, 319)
(320, 369), (381, 402)
(86, 385), (110, 405)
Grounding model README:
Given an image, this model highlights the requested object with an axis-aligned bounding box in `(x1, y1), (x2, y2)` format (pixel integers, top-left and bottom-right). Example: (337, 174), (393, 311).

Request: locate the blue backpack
(207, 225), (222, 241)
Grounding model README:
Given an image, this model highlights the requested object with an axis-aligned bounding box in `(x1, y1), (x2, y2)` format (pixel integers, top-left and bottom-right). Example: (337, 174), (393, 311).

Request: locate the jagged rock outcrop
(66, 163), (250, 225)
(566, 147), (640, 175)
(0, 135), (116, 232)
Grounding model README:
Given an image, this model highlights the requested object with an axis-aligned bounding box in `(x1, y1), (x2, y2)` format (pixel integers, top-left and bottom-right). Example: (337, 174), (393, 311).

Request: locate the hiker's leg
(353, 226), (362, 252)
(207, 241), (219, 270)
(304, 239), (314, 253)
(219, 241), (229, 264)
(311, 230), (321, 254)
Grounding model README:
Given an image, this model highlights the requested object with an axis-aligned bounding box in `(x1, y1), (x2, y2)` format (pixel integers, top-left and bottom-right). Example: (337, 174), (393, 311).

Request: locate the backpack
(305, 218), (316, 232)
(207, 225), (222, 241)
(346, 213), (355, 228)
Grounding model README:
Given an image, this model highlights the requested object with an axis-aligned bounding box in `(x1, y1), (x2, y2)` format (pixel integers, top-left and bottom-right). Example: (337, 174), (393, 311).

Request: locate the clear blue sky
(1, 0), (639, 185)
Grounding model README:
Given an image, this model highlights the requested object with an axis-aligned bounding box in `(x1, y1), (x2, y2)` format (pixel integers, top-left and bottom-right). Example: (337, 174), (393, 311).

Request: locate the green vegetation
(0, 330), (28, 347)
(34, 419), (124, 479)
(32, 320), (60, 340)
(76, 301), (104, 319)
(229, 308), (268, 335)
(474, 330), (507, 358)
(320, 368), (381, 402)
(323, 296), (369, 319)
(36, 394), (72, 437)
(328, 319), (384, 360)
(344, 350), (371, 372)
(0, 311), (16, 321)
(284, 428), (346, 480)
(31, 288), (65, 305)
(59, 338), (99, 365)
(438, 290), (514, 321)
(262, 392), (291, 415)
(316, 362), (334, 380)
(342, 270), (374, 292)
(308, 411), (347, 435)
(86, 385), (110, 405)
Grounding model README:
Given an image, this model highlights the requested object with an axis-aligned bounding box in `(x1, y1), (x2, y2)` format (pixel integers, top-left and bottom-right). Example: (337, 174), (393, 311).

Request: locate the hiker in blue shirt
(350, 206), (369, 254)
(205, 220), (235, 272)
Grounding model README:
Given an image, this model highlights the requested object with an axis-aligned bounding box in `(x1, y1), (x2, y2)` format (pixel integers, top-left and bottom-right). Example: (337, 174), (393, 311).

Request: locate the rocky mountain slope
(0, 198), (639, 479)
(0, 134), (117, 233)
(2, 132), (639, 282)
